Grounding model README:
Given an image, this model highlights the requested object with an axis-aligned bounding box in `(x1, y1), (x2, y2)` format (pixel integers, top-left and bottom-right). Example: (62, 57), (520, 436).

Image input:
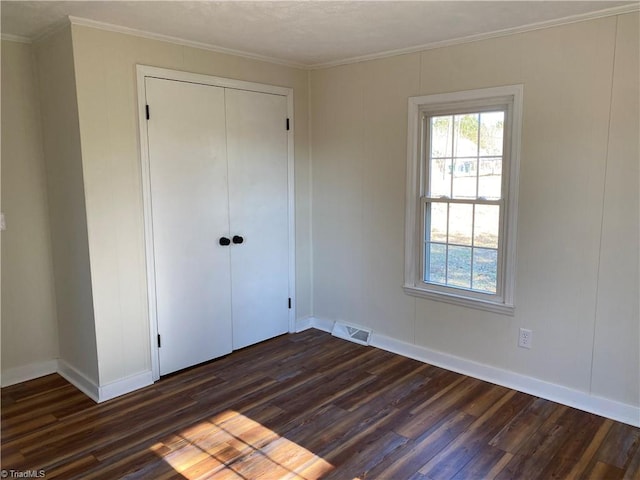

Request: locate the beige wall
(1, 40), (59, 375)
(69, 25), (311, 384)
(34, 27), (99, 383)
(591, 13), (639, 405)
(310, 14), (639, 408)
(3, 12), (636, 413)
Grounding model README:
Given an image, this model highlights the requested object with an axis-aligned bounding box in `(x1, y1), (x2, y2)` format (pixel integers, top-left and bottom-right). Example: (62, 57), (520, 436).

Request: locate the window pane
(425, 242), (446, 284)
(478, 157), (502, 199)
(474, 205), (499, 248)
(426, 202), (448, 243)
(452, 159), (477, 199)
(472, 248), (498, 293)
(479, 111), (504, 156)
(430, 115), (453, 158)
(447, 245), (472, 288)
(453, 114), (479, 157)
(429, 158), (452, 197)
(448, 203), (473, 246)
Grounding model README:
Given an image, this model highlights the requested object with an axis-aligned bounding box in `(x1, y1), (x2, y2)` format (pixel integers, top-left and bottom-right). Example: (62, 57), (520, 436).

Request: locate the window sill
(403, 285), (515, 316)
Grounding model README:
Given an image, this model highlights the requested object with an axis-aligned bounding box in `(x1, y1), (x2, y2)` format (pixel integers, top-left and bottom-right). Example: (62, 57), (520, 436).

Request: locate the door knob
(232, 235), (244, 244)
(219, 237), (231, 246)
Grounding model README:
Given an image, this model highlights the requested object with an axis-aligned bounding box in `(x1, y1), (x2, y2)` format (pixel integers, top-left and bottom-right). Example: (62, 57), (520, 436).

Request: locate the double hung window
(404, 86), (523, 314)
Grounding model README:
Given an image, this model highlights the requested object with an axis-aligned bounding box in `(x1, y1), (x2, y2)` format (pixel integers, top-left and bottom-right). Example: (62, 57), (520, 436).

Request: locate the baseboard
(295, 316), (313, 332)
(57, 360), (100, 402)
(98, 371), (153, 402)
(309, 316), (334, 333)
(8, 358), (154, 404)
(1, 359), (59, 387)
(308, 318), (640, 427)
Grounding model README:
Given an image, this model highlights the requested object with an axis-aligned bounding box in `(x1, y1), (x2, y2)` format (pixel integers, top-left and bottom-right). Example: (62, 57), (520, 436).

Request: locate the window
(404, 86), (523, 314)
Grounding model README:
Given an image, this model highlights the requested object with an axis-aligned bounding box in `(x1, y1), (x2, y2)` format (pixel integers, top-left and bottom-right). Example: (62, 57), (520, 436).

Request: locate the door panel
(225, 89), (289, 349)
(146, 78), (232, 375)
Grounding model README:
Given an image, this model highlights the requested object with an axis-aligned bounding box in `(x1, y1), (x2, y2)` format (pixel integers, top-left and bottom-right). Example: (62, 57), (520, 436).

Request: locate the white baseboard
(6, 358), (154, 404)
(307, 317), (640, 427)
(295, 316), (313, 332)
(57, 359), (100, 402)
(1, 359), (59, 387)
(6, 323), (637, 426)
(309, 316), (334, 333)
(57, 360), (153, 403)
(98, 371), (153, 402)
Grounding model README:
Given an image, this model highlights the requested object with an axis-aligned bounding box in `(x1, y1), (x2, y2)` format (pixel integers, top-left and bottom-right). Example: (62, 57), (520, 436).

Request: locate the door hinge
(157, 334), (161, 348)
(286, 118), (290, 131)
(146, 104), (150, 120)
(288, 297), (292, 309)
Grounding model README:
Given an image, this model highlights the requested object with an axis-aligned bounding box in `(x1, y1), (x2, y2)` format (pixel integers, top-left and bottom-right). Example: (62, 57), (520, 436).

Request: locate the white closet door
(225, 89), (289, 349)
(146, 78), (232, 375)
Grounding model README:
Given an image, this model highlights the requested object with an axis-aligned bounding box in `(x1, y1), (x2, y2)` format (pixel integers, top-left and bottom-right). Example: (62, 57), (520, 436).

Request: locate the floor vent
(331, 322), (372, 346)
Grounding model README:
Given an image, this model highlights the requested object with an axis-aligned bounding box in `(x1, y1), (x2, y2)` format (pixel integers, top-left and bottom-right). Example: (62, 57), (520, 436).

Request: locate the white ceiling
(1, 1), (637, 68)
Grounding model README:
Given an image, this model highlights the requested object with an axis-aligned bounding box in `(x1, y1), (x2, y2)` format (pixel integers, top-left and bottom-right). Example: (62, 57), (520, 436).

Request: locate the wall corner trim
(309, 318), (640, 427)
(295, 316), (314, 332)
(57, 360), (99, 402)
(58, 361), (153, 403)
(97, 371), (154, 402)
(307, 317), (335, 334)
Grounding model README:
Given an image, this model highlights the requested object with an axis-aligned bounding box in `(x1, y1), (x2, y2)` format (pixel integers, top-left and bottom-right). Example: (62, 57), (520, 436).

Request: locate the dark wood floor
(2, 330), (639, 479)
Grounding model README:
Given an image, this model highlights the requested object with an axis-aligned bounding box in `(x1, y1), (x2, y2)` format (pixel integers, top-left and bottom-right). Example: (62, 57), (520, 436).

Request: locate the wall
(4, 11), (635, 420)
(33, 26), (99, 385)
(69, 25), (311, 385)
(591, 13), (639, 406)
(310, 13), (639, 413)
(1, 40), (59, 382)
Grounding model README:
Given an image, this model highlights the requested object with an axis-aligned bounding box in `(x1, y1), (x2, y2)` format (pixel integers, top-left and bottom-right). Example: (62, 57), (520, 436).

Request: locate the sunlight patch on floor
(151, 409), (335, 479)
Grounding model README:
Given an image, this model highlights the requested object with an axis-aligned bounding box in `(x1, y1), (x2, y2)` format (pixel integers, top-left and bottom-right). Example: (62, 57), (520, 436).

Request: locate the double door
(145, 76), (290, 376)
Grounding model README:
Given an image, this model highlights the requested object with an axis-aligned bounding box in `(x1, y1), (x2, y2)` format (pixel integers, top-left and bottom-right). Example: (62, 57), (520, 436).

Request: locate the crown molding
(11, 3), (637, 70)
(308, 3), (640, 69)
(67, 15), (308, 70)
(1, 33), (31, 44)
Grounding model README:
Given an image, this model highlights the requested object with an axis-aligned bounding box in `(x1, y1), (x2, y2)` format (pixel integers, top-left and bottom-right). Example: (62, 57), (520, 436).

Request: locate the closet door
(225, 89), (289, 349)
(146, 78), (232, 375)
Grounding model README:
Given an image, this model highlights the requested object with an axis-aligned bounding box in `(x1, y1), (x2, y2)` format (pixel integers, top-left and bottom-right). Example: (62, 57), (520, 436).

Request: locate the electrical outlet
(519, 328), (532, 349)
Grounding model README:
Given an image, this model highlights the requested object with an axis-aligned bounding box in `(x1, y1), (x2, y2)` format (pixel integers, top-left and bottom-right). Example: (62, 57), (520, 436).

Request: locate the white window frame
(403, 85), (523, 315)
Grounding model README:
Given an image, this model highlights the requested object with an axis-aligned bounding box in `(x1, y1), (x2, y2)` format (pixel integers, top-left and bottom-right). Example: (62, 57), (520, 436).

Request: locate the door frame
(136, 65), (296, 381)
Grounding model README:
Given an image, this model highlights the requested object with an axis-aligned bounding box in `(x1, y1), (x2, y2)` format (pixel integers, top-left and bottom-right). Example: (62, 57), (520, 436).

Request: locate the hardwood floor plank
(483, 450), (514, 480)
(397, 377), (489, 438)
(417, 390), (530, 479)
(623, 445), (640, 480)
(596, 421), (640, 470)
(2, 383), (86, 420)
(563, 417), (613, 480)
(489, 396), (559, 453)
(1, 413), (58, 441)
(584, 460), (625, 479)
(368, 410), (476, 479)
(321, 430), (409, 480)
(450, 445), (512, 480)
(495, 405), (575, 479)
(45, 455), (100, 479)
(2, 330), (639, 480)
(461, 383), (511, 418)
(336, 363), (431, 413)
(537, 412), (608, 479)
